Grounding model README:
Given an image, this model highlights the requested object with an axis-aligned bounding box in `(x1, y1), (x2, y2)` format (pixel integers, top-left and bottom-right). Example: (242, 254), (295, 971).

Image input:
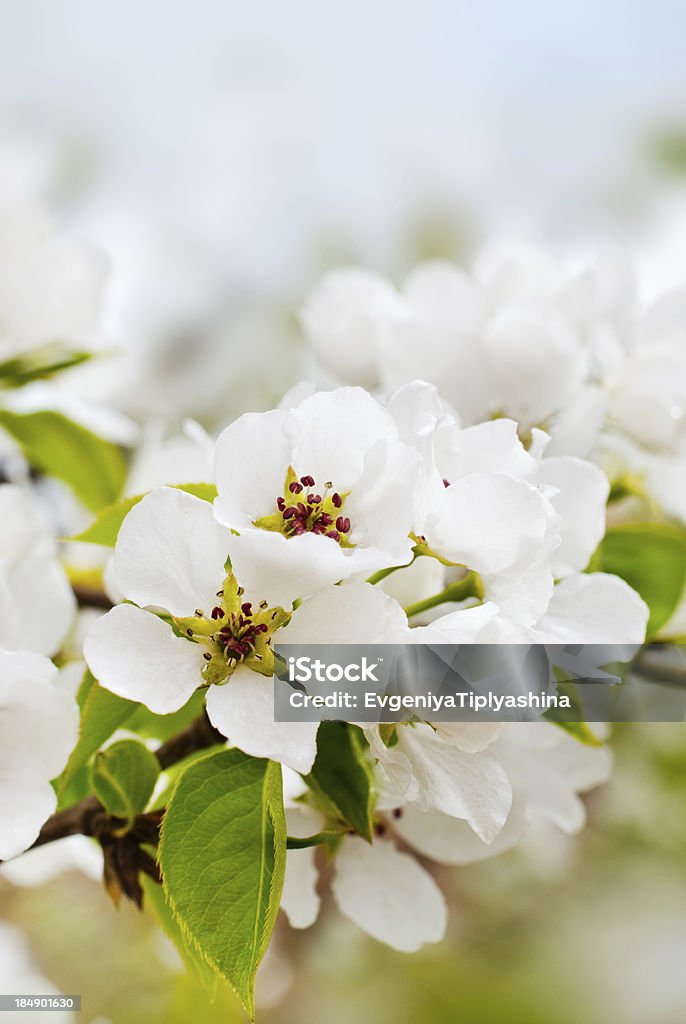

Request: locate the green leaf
(592, 523), (686, 637)
(141, 876), (218, 994)
(543, 680), (603, 746)
(0, 344), (93, 389)
(305, 722), (375, 841)
(125, 688), (207, 743)
(57, 671), (138, 802)
(286, 829), (346, 849)
(0, 409), (126, 512)
(552, 720), (603, 747)
(91, 739), (160, 821)
(72, 482), (218, 546)
(159, 749), (286, 1020)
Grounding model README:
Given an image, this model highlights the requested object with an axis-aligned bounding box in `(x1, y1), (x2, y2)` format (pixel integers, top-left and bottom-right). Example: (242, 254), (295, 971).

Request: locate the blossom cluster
(0, 203), (670, 985)
(302, 242), (686, 523)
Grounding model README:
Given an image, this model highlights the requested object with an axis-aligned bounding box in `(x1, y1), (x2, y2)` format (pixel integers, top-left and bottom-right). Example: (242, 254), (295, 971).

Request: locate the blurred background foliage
(2, 724), (686, 1023)
(2, 1), (686, 1021)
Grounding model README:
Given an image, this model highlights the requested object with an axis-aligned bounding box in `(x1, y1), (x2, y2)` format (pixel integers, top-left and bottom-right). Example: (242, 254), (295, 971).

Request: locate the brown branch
(72, 585), (114, 611)
(28, 710), (223, 851)
(155, 710), (224, 769)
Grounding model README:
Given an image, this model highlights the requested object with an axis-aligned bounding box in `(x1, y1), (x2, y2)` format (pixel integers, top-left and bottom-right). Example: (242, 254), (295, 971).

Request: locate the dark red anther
(283, 506), (296, 519)
(297, 502), (307, 516)
(443, 478), (450, 488)
(241, 602), (252, 616)
(336, 516), (345, 531)
(300, 475), (315, 486)
(257, 623), (269, 633)
(326, 530), (341, 542)
(289, 481), (303, 494)
(319, 513), (332, 526)
(211, 606), (225, 620)
(277, 496), (286, 511)
(332, 492), (342, 508)
(342, 517), (350, 533)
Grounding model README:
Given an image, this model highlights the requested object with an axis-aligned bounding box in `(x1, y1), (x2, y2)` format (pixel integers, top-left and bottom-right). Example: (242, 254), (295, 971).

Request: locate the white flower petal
(84, 604), (203, 713)
(387, 380), (458, 443)
(414, 602), (502, 643)
(300, 268), (399, 387)
(282, 847), (320, 930)
(378, 555), (446, 610)
(534, 573), (649, 644)
(394, 801), (528, 866)
(492, 722), (613, 834)
(482, 305), (585, 426)
(3, 549), (76, 656)
(395, 726), (512, 843)
(434, 419), (536, 481)
(0, 651), (78, 780)
(645, 453), (686, 523)
(545, 385), (606, 457)
(481, 552), (555, 628)
(226, 530), (353, 608)
(0, 773), (58, 861)
(536, 456), (609, 576)
(344, 438), (419, 552)
(402, 260), (484, 328)
(281, 806), (324, 930)
(331, 836), (447, 953)
(475, 240), (561, 303)
(283, 583), (408, 645)
(213, 409), (291, 528)
(435, 722), (504, 753)
(0, 485), (75, 656)
(205, 667), (318, 774)
(429, 474), (554, 575)
(114, 487), (228, 616)
(291, 387), (397, 489)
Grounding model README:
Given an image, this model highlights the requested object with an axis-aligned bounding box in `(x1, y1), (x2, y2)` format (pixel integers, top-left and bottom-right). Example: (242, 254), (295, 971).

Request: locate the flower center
(254, 465), (353, 546)
(173, 572), (290, 685)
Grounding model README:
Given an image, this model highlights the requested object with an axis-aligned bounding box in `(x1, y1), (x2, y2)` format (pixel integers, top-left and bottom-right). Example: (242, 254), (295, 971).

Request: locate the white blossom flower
(299, 267), (401, 388)
(0, 485), (76, 656)
(329, 832), (447, 952)
(368, 720), (511, 844)
(302, 244), (686, 522)
(389, 382), (611, 627)
(123, 419), (214, 497)
(212, 386), (421, 606)
(0, 648), (79, 860)
(390, 722), (612, 867)
(279, 719), (616, 952)
(0, 202), (107, 360)
(84, 487), (408, 774)
(281, 783), (447, 953)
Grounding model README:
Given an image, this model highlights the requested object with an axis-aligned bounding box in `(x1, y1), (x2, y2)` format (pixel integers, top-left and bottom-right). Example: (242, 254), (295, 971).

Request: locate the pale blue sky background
(1, 1), (685, 300)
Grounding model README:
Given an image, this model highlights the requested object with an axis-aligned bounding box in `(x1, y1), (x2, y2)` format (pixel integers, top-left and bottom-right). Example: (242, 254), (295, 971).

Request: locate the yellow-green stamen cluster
(255, 466), (353, 546)
(174, 572), (290, 685)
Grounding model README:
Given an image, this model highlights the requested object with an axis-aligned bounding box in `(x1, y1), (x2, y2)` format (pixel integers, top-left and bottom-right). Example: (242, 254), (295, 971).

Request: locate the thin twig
(26, 710), (223, 852)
